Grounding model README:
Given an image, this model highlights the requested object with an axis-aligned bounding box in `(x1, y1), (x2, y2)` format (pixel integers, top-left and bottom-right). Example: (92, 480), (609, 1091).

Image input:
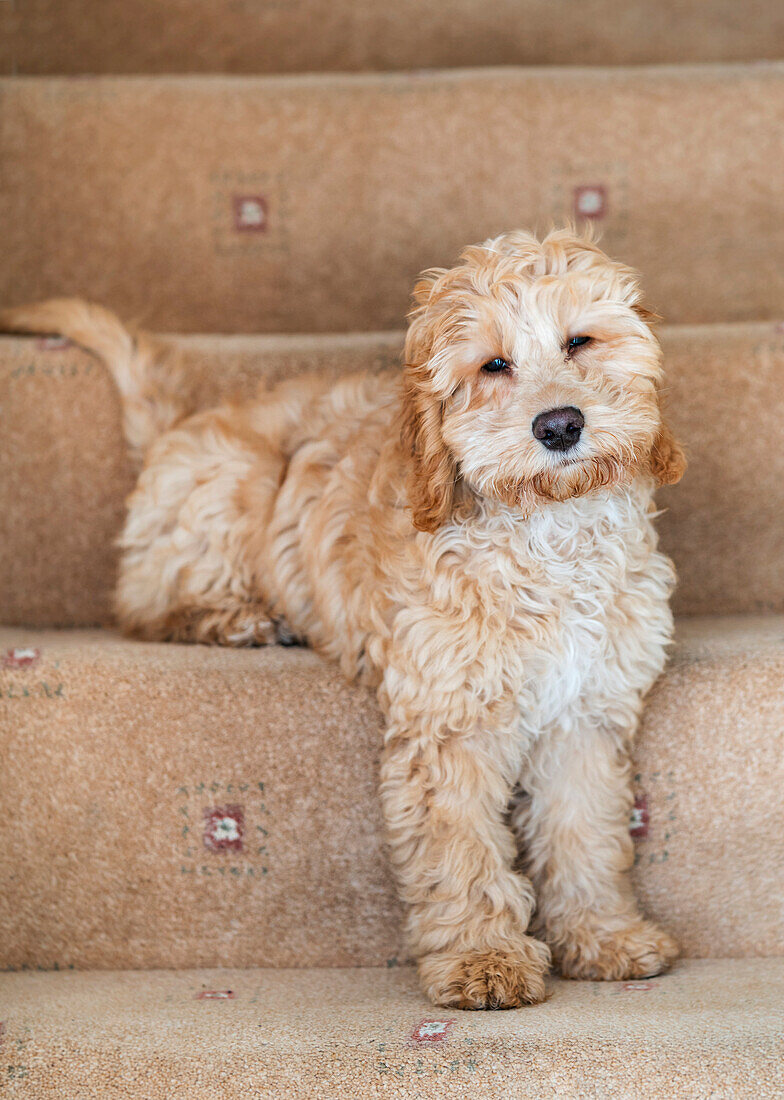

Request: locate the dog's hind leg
(115, 406), (288, 647)
(150, 601), (290, 647)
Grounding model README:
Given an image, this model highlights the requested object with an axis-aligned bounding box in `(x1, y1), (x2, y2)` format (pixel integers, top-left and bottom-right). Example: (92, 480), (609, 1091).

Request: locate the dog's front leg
(517, 724), (678, 981)
(380, 699), (551, 1009)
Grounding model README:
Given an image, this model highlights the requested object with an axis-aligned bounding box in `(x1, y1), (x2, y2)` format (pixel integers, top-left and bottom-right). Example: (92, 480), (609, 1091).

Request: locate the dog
(1, 228), (685, 1009)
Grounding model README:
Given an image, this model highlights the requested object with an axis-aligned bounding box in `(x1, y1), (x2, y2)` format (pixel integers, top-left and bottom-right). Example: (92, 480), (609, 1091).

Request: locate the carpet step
(1, 960), (782, 1098)
(3, 1), (783, 74)
(0, 67), (782, 332)
(2, 618), (783, 971)
(2, 321), (784, 628)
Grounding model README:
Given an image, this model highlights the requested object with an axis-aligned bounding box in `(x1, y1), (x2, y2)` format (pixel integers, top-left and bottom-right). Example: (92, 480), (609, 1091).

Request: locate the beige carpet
(1, 961), (782, 1098)
(2, 617), (783, 973)
(3, 1), (783, 74)
(2, 4), (783, 1094)
(0, 67), (782, 332)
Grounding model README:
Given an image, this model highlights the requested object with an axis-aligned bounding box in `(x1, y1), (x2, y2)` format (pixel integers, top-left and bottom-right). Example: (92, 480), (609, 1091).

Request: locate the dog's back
(0, 298), (398, 647)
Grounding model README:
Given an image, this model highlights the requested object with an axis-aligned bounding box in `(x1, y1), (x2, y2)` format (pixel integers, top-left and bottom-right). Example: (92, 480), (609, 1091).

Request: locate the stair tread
(1, 960), (782, 1098)
(3, 0), (783, 74)
(3, 612), (784, 666)
(2, 617), (784, 970)
(1, 65), (782, 331)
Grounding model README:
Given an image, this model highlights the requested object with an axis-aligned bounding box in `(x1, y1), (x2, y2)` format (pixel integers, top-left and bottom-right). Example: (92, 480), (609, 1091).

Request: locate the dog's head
(401, 227), (685, 532)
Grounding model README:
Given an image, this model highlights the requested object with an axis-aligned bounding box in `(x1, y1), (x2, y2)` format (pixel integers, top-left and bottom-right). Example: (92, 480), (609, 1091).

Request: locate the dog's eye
(567, 336), (591, 352)
(481, 357), (510, 373)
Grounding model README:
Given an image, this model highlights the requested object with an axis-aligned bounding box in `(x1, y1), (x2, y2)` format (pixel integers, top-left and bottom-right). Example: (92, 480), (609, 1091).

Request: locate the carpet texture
(0, 67), (782, 332)
(2, 321), (784, 628)
(1, 961), (782, 1098)
(2, 1), (783, 74)
(1, 617), (782, 973)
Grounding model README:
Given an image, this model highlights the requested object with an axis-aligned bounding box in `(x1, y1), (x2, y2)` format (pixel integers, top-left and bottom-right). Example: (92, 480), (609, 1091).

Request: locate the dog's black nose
(532, 406), (584, 452)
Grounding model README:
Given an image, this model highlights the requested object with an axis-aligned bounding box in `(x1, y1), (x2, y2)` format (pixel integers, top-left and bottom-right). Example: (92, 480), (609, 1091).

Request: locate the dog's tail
(0, 298), (189, 462)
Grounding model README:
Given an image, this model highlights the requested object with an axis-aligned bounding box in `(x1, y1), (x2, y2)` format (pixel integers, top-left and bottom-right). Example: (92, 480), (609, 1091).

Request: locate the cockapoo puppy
(1, 228), (685, 1009)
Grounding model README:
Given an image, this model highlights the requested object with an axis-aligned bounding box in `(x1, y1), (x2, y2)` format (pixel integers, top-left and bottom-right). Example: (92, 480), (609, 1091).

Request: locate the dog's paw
(419, 938), (551, 1010)
(556, 919), (678, 981)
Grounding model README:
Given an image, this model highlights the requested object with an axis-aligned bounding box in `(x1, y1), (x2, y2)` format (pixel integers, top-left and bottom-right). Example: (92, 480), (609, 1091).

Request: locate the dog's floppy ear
(648, 419), (686, 486)
(400, 275), (459, 533)
(632, 302), (662, 326)
(629, 302), (683, 485)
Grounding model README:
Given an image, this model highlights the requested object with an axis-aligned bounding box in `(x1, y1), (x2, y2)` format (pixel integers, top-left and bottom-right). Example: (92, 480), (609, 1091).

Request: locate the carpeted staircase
(1, 6), (783, 1097)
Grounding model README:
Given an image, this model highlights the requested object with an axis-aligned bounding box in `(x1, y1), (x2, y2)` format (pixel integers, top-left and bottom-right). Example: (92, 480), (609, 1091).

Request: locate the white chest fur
(462, 482), (675, 744)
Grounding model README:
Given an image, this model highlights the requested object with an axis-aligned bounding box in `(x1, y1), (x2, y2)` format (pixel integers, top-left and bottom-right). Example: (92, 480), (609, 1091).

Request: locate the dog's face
(402, 229), (685, 532)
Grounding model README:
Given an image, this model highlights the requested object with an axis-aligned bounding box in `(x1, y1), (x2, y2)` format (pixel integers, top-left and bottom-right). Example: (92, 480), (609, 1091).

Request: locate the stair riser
(2, 622), (782, 970)
(2, 323), (783, 627)
(1, 69), (783, 332)
(4, 1), (784, 74)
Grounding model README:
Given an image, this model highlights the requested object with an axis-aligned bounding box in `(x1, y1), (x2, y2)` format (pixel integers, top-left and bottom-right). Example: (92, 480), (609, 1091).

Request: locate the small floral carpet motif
(233, 194), (268, 232)
(202, 805), (244, 853)
(412, 1019), (454, 1043)
(629, 793), (649, 839)
(177, 781), (269, 878)
(2, 647), (40, 670)
(574, 184), (608, 220)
